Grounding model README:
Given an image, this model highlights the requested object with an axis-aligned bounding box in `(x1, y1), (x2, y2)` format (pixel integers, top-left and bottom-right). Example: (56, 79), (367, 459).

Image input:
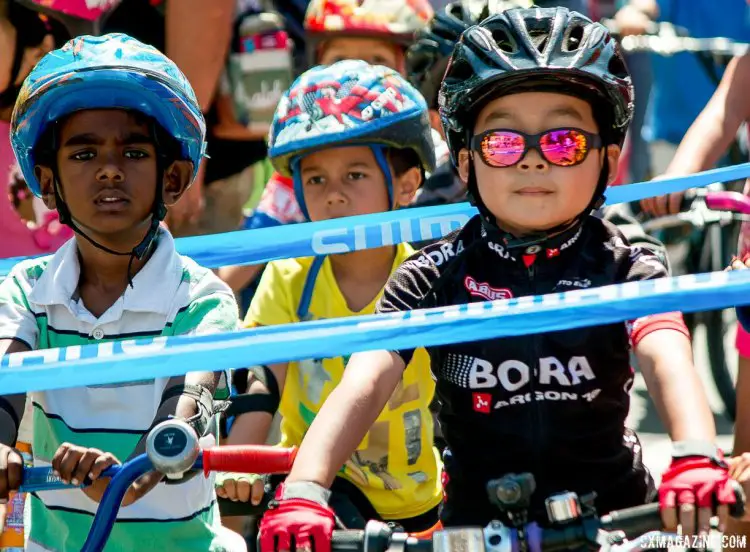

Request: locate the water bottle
(0, 443), (32, 552)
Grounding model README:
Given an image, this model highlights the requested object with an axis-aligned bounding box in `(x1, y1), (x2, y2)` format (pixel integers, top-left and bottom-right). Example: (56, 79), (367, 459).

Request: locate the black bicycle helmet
(440, 7), (633, 160)
(406, 0), (533, 109)
(438, 7), (633, 247)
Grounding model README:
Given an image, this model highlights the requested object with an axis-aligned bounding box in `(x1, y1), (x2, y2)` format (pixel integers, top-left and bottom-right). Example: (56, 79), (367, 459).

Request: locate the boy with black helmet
(406, 0), (532, 209)
(257, 8), (734, 549)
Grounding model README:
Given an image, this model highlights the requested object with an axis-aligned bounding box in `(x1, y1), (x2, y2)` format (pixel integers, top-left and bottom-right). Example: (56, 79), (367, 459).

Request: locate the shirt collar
(29, 228), (183, 318)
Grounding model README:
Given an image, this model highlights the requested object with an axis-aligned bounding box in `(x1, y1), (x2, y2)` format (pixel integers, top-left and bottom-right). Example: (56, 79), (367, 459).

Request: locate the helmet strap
(291, 144), (395, 221)
(51, 155), (168, 289)
(468, 151), (610, 251)
(371, 145), (395, 209)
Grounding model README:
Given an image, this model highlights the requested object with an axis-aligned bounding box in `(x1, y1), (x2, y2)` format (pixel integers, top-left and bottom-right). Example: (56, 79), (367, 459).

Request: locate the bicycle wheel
(701, 223), (739, 421)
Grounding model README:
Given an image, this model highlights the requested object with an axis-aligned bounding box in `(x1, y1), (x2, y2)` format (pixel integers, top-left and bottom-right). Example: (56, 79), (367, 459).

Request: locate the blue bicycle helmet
(11, 32), (206, 197)
(10, 33), (206, 265)
(267, 59), (435, 220)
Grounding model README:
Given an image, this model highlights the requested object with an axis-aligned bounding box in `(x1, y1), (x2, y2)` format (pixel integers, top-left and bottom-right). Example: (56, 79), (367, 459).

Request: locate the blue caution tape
(1, 163), (749, 278)
(2, 269), (750, 395)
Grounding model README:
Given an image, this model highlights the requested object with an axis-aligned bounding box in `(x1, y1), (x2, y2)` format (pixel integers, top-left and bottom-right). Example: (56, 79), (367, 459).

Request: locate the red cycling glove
(659, 456), (735, 510)
(259, 482), (336, 552)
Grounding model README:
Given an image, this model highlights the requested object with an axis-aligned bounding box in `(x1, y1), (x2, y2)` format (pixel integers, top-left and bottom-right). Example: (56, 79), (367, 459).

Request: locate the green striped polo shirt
(0, 229), (242, 552)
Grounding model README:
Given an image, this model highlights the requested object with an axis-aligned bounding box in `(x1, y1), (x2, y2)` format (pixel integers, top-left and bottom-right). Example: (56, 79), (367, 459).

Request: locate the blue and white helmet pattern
(11, 33), (206, 196)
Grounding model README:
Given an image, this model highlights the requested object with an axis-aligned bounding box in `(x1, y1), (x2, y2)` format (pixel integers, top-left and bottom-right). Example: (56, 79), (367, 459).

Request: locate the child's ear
(162, 160), (194, 206)
(457, 148), (472, 184)
(605, 144), (622, 184)
(394, 166), (422, 207)
(35, 165), (57, 210)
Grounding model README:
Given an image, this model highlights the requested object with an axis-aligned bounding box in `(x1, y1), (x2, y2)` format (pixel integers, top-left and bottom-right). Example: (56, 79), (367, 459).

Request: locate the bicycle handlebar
(600, 18), (750, 57)
(17, 420), (747, 552)
(19, 419), (296, 552)
(640, 186), (750, 233)
(327, 486), (745, 552)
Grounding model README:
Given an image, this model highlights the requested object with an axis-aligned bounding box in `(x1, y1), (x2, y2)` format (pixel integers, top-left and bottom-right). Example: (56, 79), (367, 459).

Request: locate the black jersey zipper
(526, 261), (542, 481)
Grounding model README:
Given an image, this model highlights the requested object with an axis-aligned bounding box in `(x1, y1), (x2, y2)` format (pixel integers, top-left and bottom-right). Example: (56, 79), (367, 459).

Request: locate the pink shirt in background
(0, 122), (72, 259)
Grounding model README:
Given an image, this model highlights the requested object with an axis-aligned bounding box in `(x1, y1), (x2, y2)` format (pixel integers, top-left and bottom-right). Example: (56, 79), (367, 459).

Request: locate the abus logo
(464, 276), (513, 301)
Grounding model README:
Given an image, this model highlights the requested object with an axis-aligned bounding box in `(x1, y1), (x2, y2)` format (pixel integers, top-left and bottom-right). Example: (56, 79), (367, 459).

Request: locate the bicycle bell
(146, 419), (200, 479)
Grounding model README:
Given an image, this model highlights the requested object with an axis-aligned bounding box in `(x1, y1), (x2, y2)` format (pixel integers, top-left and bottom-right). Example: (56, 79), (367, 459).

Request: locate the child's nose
(517, 148), (549, 172)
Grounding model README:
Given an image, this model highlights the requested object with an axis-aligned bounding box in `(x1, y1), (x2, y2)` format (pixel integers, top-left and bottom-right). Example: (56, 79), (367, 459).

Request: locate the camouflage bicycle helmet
(406, 0), (533, 108)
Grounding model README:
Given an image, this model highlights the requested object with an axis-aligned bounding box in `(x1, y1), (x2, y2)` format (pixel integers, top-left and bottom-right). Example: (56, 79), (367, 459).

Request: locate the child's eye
(348, 172), (366, 181)
(305, 175), (325, 186)
(70, 150), (95, 161)
(124, 150), (149, 160)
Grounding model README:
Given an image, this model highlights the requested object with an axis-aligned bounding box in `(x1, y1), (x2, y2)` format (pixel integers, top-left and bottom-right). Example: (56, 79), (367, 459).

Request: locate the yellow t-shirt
(244, 244), (442, 520)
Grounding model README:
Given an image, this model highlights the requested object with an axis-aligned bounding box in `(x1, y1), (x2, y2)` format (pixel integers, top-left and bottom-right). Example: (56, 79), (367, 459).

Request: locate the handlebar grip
(331, 530), (365, 552)
(599, 502), (662, 538)
(201, 446), (297, 477)
(705, 190), (750, 215)
(331, 527), (432, 552)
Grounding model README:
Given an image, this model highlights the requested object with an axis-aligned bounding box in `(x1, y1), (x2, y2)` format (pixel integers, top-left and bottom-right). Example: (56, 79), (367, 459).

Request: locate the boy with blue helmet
(219, 60), (443, 538)
(0, 34), (244, 551)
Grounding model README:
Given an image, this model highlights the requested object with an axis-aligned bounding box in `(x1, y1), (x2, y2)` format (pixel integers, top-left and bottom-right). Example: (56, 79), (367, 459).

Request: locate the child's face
(318, 38), (402, 74)
(36, 109), (190, 249)
(458, 92), (620, 236)
(299, 145), (419, 222)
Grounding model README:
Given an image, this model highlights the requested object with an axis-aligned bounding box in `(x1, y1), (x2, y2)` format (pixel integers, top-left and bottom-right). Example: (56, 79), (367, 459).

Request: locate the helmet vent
(446, 2), (466, 21)
(529, 30), (549, 53)
(445, 57), (475, 83)
(607, 49), (629, 79)
(492, 28), (517, 53)
(563, 24), (585, 51)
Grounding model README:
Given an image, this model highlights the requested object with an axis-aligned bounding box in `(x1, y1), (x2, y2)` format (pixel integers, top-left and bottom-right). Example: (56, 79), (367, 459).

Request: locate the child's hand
(51, 443), (120, 504)
(729, 453), (750, 521)
(51, 443), (166, 506)
(727, 255), (750, 271)
(0, 445), (23, 502)
(215, 472), (266, 505)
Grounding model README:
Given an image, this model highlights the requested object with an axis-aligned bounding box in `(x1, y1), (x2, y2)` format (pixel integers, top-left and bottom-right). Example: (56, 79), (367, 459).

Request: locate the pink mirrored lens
(480, 131), (525, 167)
(539, 129), (588, 166)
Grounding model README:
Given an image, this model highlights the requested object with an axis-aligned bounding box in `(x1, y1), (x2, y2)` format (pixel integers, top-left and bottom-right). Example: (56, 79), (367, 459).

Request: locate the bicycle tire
(700, 223), (738, 421)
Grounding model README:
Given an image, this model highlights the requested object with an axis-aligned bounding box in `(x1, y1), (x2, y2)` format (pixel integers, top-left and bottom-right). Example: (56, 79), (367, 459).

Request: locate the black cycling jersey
(376, 214), (666, 526)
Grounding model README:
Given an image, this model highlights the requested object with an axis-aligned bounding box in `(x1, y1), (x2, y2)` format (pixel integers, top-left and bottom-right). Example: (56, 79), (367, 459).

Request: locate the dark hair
(387, 146), (422, 177)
